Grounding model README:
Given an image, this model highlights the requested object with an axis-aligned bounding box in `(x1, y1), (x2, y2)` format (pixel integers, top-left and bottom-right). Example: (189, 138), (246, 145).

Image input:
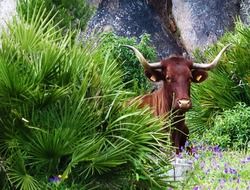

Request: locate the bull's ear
(145, 70), (164, 82)
(191, 69), (208, 83)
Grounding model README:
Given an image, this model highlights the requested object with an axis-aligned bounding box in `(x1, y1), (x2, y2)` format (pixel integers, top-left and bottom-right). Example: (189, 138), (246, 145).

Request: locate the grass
(174, 143), (250, 190)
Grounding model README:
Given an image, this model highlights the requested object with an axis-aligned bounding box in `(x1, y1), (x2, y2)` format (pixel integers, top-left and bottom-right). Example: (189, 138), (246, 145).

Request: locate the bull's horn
(123, 45), (162, 69)
(192, 44), (232, 70)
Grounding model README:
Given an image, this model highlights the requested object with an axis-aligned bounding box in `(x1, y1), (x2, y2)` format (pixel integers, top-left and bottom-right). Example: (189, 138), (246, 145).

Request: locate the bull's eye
(166, 77), (171, 83)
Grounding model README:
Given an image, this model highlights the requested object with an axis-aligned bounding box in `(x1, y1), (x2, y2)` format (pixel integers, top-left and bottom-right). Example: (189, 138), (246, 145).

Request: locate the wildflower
(241, 156), (250, 164)
(180, 146), (185, 152)
(194, 153), (199, 160)
(185, 141), (190, 148)
(213, 145), (221, 153)
(219, 178), (226, 187)
(177, 153), (183, 159)
(200, 161), (205, 169)
(193, 186), (200, 190)
(48, 175), (61, 183)
(205, 169), (210, 175)
(237, 178), (240, 183)
(229, 167), (237, 175)
(224, 168), (228, 174)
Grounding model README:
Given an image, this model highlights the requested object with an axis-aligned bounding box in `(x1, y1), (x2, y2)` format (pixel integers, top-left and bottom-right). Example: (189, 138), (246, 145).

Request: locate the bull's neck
(157, 83), (173, 113)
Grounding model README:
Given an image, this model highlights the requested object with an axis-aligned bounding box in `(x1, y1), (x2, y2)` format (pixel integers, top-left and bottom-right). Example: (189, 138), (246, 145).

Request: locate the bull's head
(125, 44), (231, 112)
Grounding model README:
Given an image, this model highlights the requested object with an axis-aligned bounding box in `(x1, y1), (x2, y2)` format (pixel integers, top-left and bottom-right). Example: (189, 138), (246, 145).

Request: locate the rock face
(0, 0), (246, 56)
(87, 0), (243, 56)
(171, 0), (240, 53)
(87, 0), (102, 8)
(86, 0), (183, 58)
(240, 0), (250, 25)
(0, 0), (16, 35)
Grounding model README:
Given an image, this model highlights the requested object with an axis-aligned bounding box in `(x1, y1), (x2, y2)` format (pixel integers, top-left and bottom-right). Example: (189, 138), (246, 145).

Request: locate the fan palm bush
(187, 19), (250, 135)
(18, 0), (95, 31)
(0, 3), (172, 190)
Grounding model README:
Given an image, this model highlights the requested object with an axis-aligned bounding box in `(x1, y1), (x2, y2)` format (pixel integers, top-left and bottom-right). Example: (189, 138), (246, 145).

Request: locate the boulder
(87, 0), (102, 8)
(240, 0), (250, 25)
(0, 0), (16, 35)
(172, 0), (240, 53)
(86, 0), (183, 58)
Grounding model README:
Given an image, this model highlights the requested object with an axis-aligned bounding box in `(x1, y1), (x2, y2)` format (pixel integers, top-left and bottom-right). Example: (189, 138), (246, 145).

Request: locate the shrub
(202, 103), (250, 150)
(99, 32), (157, 93)
(18, 0), (95, 31)
(0, 3), (172, 190)
(187, 20), (250, 134)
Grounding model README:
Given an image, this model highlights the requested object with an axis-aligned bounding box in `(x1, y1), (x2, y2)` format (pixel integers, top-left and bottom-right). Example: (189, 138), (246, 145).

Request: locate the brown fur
(136, 56), (208, 153)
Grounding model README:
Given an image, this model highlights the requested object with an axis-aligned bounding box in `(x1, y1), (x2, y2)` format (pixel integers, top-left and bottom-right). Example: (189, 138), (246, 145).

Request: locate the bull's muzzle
(177, 99), (191, 110)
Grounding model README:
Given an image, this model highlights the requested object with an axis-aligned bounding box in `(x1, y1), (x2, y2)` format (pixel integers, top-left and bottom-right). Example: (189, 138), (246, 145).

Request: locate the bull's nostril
(178, 99), (191, 107)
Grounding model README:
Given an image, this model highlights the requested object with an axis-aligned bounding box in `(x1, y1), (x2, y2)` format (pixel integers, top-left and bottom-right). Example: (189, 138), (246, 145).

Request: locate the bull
(124, 44), (231, 153)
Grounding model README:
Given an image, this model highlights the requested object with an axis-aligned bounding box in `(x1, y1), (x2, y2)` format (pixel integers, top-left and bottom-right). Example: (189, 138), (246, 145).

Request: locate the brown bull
(125, 44), (231, 153)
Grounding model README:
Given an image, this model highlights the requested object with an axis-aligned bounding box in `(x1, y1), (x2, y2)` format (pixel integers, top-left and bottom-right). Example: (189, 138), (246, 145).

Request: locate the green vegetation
(99, 32), (157, 93)
(202, 103), (250, 150)
(18, 0), (95, 31)
(188, 20), (250, 147)
(0, 4), (172, 190)
(176, 144), (250, 189)
(1, 0), (250, 189)
(182, 20), (250, 189)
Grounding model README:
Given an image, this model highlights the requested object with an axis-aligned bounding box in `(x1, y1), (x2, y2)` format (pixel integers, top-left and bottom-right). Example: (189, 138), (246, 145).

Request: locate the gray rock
(147, 0), (171, 30)
(86, 0), (183, 58)
(240, 0), (250, 25)
(87, 0), (102, 8)
(0, 0), (16, 35)
(172, 0), (240, 53)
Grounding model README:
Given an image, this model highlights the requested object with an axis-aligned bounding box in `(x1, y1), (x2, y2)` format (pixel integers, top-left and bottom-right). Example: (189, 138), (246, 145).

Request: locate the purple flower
(224, 168), (228, 174)
(200, 161), (205, 169)
(211, 159), (220, 169)
(241, 156), (250, 164)
(185, 141), (190, 148)
(205, 169), (210, 175)
(193, 186), (200, 190)
(237, 178), (240, 183)
(224, 167), (237, 175)
(219, 178), (226, 187)
(177, 153), (183, 159)
(213, 145), (221, 153)
(194, 153), (199, 160)
(229, 167), (237, 175)
(219, 179), (226, 183)
(48, 176), (61, 183)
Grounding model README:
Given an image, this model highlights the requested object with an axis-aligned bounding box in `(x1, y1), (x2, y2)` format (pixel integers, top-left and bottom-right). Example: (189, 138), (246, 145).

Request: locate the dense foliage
(0, 5), (172, 190)
(187, 20), (250, 140)
(18, 0), (95, 31)
(201, 103), (250, 150)
(99, 32), (157, 93)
